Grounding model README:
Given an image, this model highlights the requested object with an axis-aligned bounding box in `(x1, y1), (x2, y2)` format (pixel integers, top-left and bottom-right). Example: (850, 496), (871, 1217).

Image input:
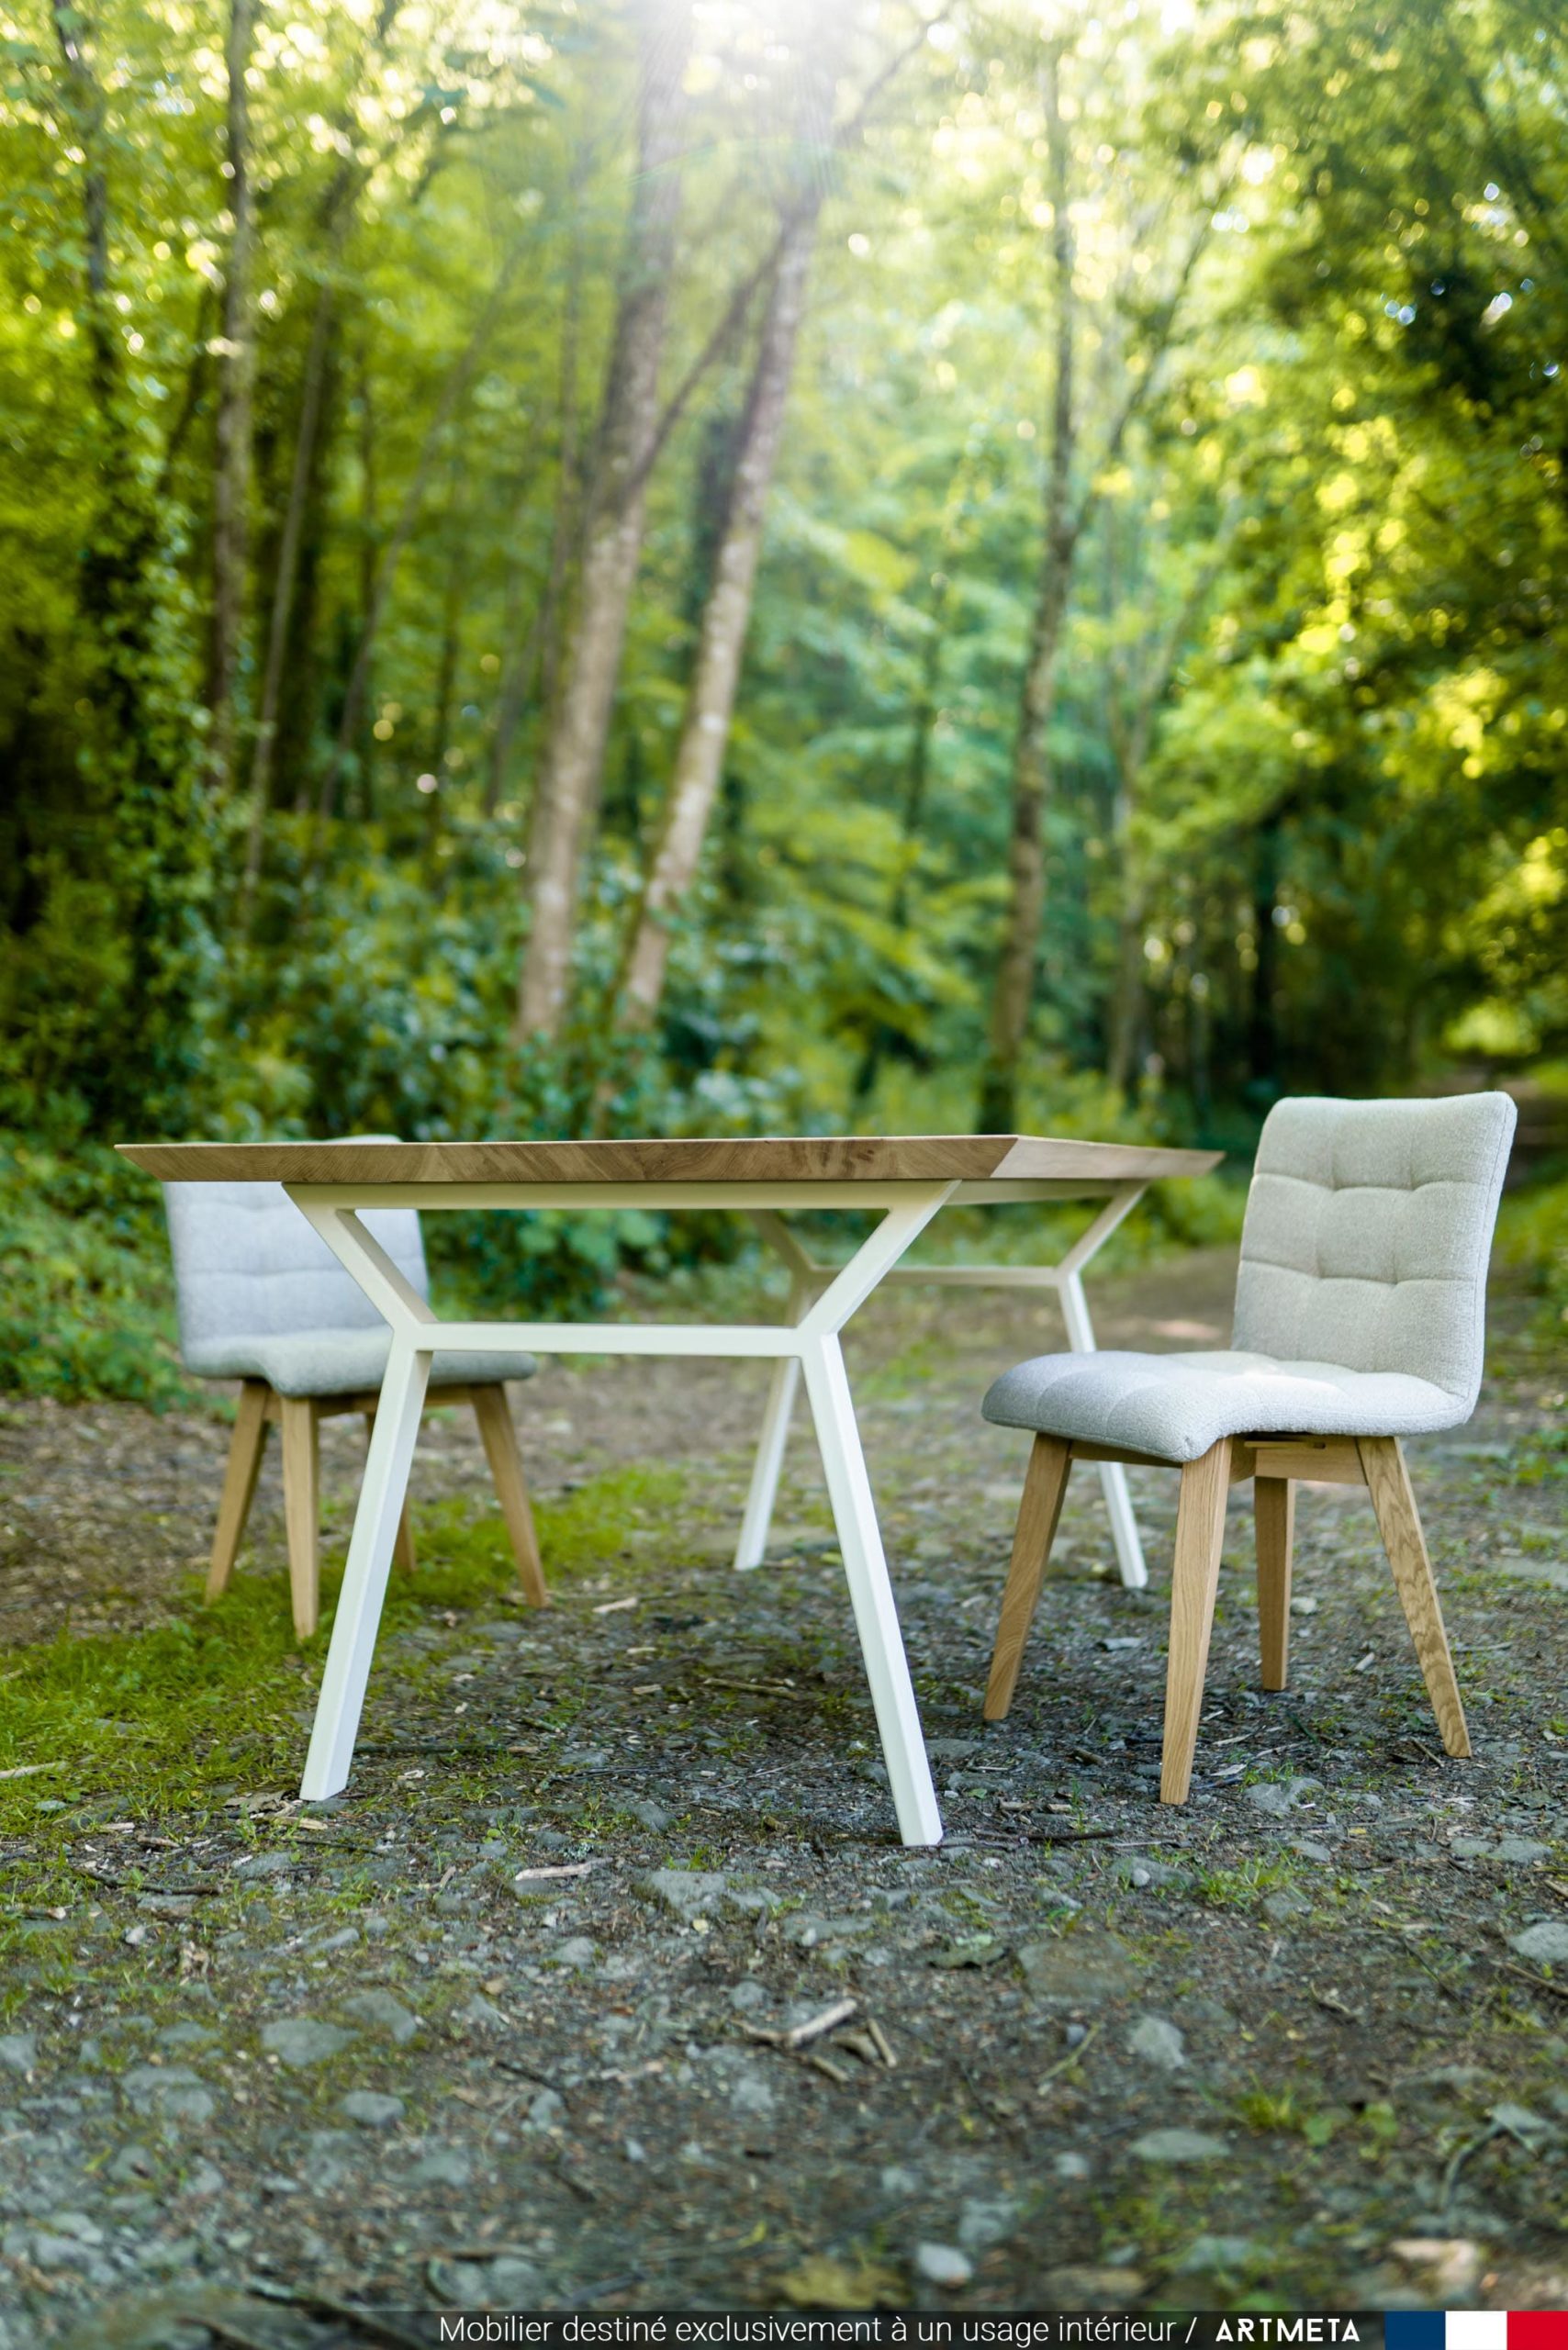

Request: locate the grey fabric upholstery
(163, 1162), (536, 1398)
(983, 1092), (1517, 1463)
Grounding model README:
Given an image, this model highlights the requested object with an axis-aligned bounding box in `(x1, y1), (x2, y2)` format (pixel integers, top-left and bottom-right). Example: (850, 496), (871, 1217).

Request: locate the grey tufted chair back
(1231, 1092), (1518, 1411)
(162, 1145), (428, 1379)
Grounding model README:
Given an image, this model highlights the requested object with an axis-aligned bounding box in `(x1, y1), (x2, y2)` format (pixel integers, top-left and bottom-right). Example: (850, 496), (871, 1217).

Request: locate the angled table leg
(301, 1337), (431, 1799)
(734, 1274), (812, 1572)
(796, 1187), (954, 1847)
(1058, 1264), (1148, 1593)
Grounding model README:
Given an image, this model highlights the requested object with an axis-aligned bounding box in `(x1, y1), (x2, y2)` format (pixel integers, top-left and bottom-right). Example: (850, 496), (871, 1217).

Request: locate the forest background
(1, 0), (1565, 1401)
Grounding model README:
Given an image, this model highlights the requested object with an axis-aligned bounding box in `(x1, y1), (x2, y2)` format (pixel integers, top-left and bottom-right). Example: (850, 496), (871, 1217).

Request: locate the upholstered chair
(163, 1172), (545, 1639)
(979, 1093), (1517, 1801)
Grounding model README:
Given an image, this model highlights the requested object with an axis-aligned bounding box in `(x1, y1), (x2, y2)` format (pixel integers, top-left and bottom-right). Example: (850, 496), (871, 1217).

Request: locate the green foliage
(0, 1131), (194, 1405)
(1, 0), (1562, 1323)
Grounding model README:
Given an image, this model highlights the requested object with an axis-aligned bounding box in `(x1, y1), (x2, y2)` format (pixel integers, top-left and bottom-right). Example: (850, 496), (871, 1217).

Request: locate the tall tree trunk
(241, 276), (338, 897)
(316, 243), (526, 826)
(488, 209), (584, 814)
(978, 43), (1076, 1136)
(513, 0), (692, 1042)
(618, 212), (819, 1030)
(852, 610), (945, 1106)
(208, 0), (259, 790)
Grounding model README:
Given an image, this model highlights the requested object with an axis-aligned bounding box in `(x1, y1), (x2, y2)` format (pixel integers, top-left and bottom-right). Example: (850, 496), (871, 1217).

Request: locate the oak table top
(118, 1133), (1223, 1187)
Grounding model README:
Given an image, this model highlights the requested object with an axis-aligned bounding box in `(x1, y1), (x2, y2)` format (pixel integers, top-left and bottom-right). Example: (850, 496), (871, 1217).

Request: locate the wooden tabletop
(118, 1134), (1222, 1186)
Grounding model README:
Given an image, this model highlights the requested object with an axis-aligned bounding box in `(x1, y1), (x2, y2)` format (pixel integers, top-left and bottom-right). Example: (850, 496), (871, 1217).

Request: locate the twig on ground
(1034, 2019), (1101, 2093)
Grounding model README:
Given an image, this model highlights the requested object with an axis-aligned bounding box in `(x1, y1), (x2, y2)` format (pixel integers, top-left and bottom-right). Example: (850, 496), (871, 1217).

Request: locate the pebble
(913, 2242), (973, 2288)
(341, 2090), (405, 2129)
(342, 1990), (420, 2044)
(233, 1851), (297, 1878)
(957, 2195), (1020, 2255)
(639, 1867), (728, 1921)
(545, 1936), (596, 1970)
(0, 2035), (37, 2076)
(524, 2088), (566, 2132)
(408, 2143), (472, 2188)
(1176, 2234), (1256, 2275)
(260, 2018), (355, 2069)
(1053, 2151), (1091, 2180)
(1293, 1838), (1335, 1863)
(1128, 2127), (1229, 2164)
(1246, 1777), (1322, 1818)
(1127, 2014), (1186, 2071)
(1509, 1921), (1568, 1965)
(1262, 1887), (1312, 1924)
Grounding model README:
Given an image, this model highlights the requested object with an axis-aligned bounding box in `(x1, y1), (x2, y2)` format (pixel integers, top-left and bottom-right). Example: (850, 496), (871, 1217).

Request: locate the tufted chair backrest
(162, 1142), (429, 1367)
(1231, 1093), (1517, 1405)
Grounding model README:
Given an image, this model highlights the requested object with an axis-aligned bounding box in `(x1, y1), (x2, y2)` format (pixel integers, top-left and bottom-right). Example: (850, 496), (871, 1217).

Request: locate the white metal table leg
(734, 1280), (808, 1572)
(300, 1335), (431, 1799)
(1059, 1264), (1148, 1591)
(801, 1331), (942, 1847)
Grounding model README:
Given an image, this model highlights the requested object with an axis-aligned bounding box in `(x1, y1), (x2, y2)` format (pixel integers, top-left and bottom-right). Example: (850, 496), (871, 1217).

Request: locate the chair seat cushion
(981, 1348), (1464, 1462)
(186, 1329), (537, 1398)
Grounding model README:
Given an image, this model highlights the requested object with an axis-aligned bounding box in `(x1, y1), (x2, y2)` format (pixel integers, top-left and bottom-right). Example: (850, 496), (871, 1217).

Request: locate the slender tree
(978, 44), (1207, 1131)
(513, 0), (693, 1042)
(618, 215), (819, 1027)
(208, 0), (259, 790)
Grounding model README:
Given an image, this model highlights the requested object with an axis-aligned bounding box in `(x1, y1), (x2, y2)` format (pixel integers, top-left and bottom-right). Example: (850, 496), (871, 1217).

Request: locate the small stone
(1246, 1777), (1322, 1818)
(1129, 2127), (1229, 2164)
(1111, 1855), (1182, 1889)
(957, 2195), (1020, 2255)
(1509, 1922), (1568, 1965)
(1127, 2015), (1186, 2071)
(1016, 1930), (1140, 2002)
(409, 2144), (471, 2189)
(545, 1936), (595, 1970)
(1262, 1888), (1312, 1924)
(456, 1995), (508, 2031)
(730, 2068), (776, 2121)
(1493, 1837), (1550, 1864)
(1177, 2235), (1256, 2276)
(1053, 2151), (1091, 2181)
(1388, 2238), (1482, 2300)
(628, 1796), (672, 1831)
(639, 1868), (727, 1922)
(1040, 2266), (1145, 2309)
(0, 2034), (37, 2075)
(261, 2018), (354, 2069)
(184, 2159), (225, 2199)
(728, 1980), (767, 2012)
(880, 2164), (920, 2196)
(234, 1850), (296, 1878)
(341, 2090), (405, 2129)
(1293, 1839), (1334, 1863)
(524, 2087), (566, 2132)
(342, 1990), (420, 2045)
(913, 2243), (972, 2288)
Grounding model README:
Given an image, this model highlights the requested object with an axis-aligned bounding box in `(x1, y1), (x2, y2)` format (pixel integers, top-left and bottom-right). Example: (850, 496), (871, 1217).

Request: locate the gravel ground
(0, 1246), (1564, 2345)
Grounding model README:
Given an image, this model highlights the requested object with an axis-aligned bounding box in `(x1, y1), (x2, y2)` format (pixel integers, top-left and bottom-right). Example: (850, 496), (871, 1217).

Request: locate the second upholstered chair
(164, 1171), (546, 1639)
(980, 1092), (1517, 1801)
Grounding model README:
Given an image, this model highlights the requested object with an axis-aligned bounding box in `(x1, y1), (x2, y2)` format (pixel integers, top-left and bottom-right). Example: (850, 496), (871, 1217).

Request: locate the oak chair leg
(279, 1397), (321, 1641)
(1255, 1475), (1294, 1692)
(364, 1414), (418, 1574)
(1359, 1436), (1471, 1758)
(471, 1383), (548, 1607)
(1160, 1438), (1232, 1804)
(207, 1380), (270, 1599)
(984, 1436), (1072, 1721)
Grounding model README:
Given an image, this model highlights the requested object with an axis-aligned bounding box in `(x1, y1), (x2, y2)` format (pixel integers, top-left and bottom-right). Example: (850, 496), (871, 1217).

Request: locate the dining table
(120, 1132), (1222, 1847)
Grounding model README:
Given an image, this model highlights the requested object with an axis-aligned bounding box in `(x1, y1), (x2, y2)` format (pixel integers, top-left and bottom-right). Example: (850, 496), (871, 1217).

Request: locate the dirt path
(0, 1248), (1563, 2344)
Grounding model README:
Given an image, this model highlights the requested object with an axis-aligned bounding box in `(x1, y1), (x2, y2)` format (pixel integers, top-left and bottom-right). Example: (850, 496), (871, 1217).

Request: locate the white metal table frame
(284, 1170), (1151, 1851)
